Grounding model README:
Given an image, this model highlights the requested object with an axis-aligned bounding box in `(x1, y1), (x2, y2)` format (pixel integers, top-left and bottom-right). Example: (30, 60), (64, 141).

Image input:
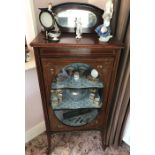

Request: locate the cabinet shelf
(52, 76), (104, 89)
(54, 109), (99, 127)
(52, 100), (102, 110)
(51, 89), (103, 110)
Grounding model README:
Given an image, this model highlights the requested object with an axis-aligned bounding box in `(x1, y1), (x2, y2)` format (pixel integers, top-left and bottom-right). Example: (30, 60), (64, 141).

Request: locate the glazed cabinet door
(41, 57), (118, 131)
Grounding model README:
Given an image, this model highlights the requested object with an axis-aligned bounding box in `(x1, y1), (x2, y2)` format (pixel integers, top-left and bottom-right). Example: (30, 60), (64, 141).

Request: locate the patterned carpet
(25, 131), (129, 155)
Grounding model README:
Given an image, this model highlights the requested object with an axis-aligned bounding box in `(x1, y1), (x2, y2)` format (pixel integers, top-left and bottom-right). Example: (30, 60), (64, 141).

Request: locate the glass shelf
(51, 88), (103, 110)
(52, 76), (104, 89)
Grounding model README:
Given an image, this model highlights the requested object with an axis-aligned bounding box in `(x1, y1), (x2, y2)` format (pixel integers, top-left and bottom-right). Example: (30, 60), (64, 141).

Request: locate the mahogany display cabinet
(30, 32), (124, 154)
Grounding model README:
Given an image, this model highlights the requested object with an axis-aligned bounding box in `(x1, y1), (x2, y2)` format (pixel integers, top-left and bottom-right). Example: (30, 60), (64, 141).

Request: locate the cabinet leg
(102, 142), (108, 150)
(47, 133), (51, 155)
(100, 130), (107, 150)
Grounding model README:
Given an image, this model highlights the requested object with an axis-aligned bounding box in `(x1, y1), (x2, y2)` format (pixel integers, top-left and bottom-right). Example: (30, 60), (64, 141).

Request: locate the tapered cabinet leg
(101, 130), (107, 150)
(47, 132), (51, 155)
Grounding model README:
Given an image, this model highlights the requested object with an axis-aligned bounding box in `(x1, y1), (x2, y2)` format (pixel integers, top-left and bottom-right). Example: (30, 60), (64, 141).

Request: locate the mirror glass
(56, 9), (97, 28)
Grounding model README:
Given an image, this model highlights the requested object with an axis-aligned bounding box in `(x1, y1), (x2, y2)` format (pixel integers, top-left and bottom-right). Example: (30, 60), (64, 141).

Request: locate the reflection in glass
(56, 9), (97, 28)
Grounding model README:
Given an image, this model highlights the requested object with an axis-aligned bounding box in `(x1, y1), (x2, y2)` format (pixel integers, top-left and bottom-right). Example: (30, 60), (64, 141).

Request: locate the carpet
(25, 131), (129, 155)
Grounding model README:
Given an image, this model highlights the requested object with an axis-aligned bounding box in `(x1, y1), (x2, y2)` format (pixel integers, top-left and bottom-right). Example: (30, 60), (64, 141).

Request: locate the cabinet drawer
(39, 47), (116, 58)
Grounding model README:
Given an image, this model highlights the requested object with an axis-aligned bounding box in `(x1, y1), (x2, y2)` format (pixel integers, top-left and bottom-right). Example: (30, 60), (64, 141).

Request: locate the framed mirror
(56, 9), (97, 28)
(52, 3), (104, 33)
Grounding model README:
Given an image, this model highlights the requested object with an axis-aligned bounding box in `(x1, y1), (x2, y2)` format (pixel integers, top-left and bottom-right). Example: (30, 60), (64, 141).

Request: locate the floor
(25, 131), (129, 155)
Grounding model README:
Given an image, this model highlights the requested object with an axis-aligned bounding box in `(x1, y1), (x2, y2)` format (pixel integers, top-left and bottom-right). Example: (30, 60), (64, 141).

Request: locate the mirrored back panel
(51, 63), (104, 127)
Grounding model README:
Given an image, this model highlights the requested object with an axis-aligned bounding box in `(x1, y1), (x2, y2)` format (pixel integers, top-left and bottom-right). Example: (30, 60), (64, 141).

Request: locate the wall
(33, 0), (106, 8)
(25, 68), (45, 143)
(88, 0), (106, 9)
(25, 69), (43, 131)
(25, 0), (37, 49)
(25, 0), (40, 134)
(123, 112), (130, 146)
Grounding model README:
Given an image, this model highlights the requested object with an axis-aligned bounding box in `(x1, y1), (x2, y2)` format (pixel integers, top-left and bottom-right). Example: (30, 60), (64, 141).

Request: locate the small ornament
(90, 89), (97, 93)
(89, 93), (95, 100)
(95, 0), (113, 42)
(91, 69), (99, 79)
(48, 31), (61, 41)
(74, 72), (80, 80)
(58, 93), (63, 103)
(94, 97), (100, 106)
(48, 2), (52, 11)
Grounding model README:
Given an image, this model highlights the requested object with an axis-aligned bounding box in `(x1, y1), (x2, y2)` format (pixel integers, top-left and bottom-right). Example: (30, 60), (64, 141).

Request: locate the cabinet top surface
(30, 32), (124, 49)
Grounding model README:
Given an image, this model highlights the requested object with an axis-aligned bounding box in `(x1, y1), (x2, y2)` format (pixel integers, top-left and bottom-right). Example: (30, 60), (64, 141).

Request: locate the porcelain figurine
(48, 2), (52, 12)
(103, 0), (113, 19)
(47, 2), (61, 41)
(95, 0), (113, 42)
(75, 17), (82, 39)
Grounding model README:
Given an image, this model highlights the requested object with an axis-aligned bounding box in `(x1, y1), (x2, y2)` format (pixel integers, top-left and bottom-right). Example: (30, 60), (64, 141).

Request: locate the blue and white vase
(95, 24), (112, 42)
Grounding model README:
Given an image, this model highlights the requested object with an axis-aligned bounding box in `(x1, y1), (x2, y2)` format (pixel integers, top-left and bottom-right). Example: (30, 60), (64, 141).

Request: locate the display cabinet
(30, 32), (124, 154)
(30, 2), (124, 154)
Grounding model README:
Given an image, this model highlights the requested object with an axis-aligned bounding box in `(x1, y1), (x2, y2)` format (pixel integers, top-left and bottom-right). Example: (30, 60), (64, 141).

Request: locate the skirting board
(121, 140), (130, 152)
(25, 121), (46, 143)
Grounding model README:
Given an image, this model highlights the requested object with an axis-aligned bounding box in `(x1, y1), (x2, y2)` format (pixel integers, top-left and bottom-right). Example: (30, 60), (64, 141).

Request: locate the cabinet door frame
(40, 56), (119, 132)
